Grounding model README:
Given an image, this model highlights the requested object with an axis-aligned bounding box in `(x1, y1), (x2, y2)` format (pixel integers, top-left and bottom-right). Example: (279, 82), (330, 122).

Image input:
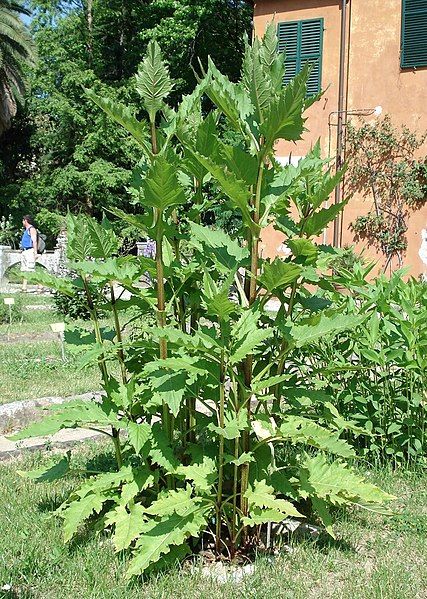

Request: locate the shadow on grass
(36, 450), (117, 514)
(84, 450), (117, 473)
(313, 532), (355, 555)
(0, 589), (36, 599)
(36, 490), (69, 513)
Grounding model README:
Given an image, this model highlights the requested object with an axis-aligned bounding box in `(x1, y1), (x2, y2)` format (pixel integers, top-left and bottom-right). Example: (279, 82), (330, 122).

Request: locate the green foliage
(0, 291), (23, 323)
(0, 0), (36, 134)
(346, 115), (427, 265)
(135, 40), (173, 125)
(286, 272), (427, 465)
(0, 213), (16, 246)
(13, 31), (394, 577)
(0, 0), (252, 226)
(53, 281), (105, 320)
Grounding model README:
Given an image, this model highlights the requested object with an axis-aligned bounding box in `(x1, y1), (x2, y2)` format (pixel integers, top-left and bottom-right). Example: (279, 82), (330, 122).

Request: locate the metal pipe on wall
(333, 0), (350, 248)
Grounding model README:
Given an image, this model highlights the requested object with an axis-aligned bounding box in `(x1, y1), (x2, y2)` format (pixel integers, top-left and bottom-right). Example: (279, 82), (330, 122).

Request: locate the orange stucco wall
(254, 0), (427, 276)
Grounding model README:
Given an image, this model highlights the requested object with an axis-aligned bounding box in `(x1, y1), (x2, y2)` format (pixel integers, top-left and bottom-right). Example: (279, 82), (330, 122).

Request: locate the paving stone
(0, 427), (104, 460)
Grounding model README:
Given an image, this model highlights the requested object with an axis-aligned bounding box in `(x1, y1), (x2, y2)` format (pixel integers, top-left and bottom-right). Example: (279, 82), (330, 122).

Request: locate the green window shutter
(277, 18), (324, 96)
(401, 0), (427, 68)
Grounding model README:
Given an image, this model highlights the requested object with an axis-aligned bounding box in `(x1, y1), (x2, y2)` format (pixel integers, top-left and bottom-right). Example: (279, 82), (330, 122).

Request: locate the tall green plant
(289, 271), (427, 466)
(11, 28), (393, 577)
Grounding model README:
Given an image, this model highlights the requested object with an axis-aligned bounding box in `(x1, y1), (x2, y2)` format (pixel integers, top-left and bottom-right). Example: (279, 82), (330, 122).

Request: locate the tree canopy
(0, 0), (36, 135)
(0, 0), (253, 243)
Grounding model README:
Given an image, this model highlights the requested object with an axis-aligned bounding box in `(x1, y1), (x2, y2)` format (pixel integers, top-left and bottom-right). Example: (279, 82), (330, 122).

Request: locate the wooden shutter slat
(277, 18), (323, 96)
(401, 0), (427, 68)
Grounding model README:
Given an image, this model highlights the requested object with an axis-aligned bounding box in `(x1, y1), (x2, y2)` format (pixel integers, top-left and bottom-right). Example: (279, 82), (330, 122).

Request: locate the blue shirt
(21, 226), (34, 249)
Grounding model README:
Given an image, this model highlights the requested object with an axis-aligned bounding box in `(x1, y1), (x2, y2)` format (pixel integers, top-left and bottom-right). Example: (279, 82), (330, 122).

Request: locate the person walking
(20, 215), (38, 291)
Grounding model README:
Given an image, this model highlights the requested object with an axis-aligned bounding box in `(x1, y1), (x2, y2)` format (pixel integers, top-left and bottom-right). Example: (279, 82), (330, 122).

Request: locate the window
(401, 0), (427, 68)
(277, 19), (324, 96)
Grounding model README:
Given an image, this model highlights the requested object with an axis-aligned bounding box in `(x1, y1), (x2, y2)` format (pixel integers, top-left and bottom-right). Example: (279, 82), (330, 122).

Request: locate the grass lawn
(0, 294), (107, 405)
(0, 341), (103, 404)
(1, 444), (426, 598)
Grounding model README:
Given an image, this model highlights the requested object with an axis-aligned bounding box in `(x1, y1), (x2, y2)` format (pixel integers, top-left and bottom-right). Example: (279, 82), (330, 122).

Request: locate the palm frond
(0, 0), (35, 133)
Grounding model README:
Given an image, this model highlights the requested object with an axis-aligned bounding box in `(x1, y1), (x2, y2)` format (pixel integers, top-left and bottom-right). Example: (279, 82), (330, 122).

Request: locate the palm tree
(0, 0), (36, 135)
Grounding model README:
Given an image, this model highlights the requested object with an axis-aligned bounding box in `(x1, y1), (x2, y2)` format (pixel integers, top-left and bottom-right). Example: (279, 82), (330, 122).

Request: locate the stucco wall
(254, 0), (427, 276)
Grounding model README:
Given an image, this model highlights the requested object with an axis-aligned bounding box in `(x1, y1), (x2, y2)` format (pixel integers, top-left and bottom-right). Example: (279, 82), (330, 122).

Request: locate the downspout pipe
(333, 0), (349, 247)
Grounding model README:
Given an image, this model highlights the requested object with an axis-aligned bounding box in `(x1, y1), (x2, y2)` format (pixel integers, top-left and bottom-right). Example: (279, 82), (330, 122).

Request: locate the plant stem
(110, 283), (127, 385)
(83, 277), (123, 469)
(150, 121), (158, 155)
(155, 224), (171, 442)
(149, 115), (172, 442)
(240, 158), (263, 529)
(215, 345), (226, 554)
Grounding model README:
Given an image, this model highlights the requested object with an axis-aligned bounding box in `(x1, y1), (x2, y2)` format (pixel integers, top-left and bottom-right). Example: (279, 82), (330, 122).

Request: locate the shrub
(287, 273), (427, 466)
(53, 279), (106, 320)
(12, 32), (393, 577)
(0, 214), (17, 247)
(36, 208), (65, 248)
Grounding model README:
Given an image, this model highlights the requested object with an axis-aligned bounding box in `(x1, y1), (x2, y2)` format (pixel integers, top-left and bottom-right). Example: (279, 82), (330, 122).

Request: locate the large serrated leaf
(299, 454), (395, 509)
(85, 217), (119, 260)
(184, 145), (259, 236)
(204, 57), (253, 135)
(66, 213), (94, 261)
(303, 199), (348, 237)
(291, 314), (365, 348)
(208, 409), (248, 440)
(107, 207), (150, 237)
(18, 454), (70, 483)
(73, 256), (151, 285)
(63, 493), (105, 542)
(145, 486), (201, 517)
(279, 416), (355, 458)
(242, 507), (288, 526)
(75, 467), (134, 499)
(150, 371), (187, 418)
(230, 310), (273, 364)
(260, 64), (311, 147)
(258, 259), (302, 293)
(242, 36), (272, 123)
(23, 271), (76, 296)
(143, 156), (186, 212)
(311, 496), (335, 538)
(126, 505), (209, 577)
(135, 39), (173, 123)
(149, 423), (180, 473)
(8, 400), (119, 441)
(121, 467), (157, 505)
(245, 479), (304, 518)
(190, 222), (249, 273)
(219, 143), (259, 187)
(229, 327), (272, 364)
(128, 422), (151, 454)
(175, 457), (217, 492)
(107, 503), (147, 552)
